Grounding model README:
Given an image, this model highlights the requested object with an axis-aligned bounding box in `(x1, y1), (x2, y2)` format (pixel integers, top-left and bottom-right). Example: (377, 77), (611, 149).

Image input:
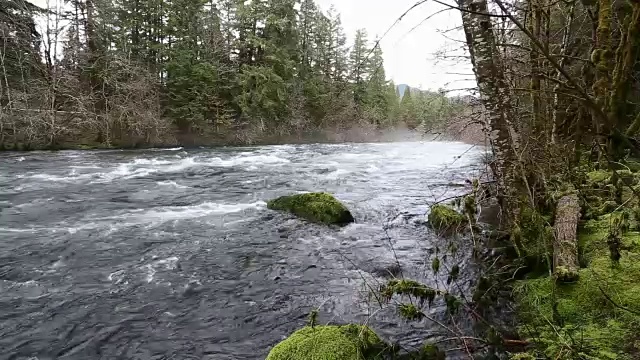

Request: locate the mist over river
(0, 142), (485, 359)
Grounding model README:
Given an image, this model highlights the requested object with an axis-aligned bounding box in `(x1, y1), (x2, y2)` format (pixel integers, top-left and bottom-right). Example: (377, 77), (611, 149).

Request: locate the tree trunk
(457, 0), (519, 224)
(553, 194), (580, 282)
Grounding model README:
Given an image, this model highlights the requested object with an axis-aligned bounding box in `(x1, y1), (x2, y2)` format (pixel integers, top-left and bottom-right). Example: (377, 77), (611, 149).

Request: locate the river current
(0, 142), (485, 359)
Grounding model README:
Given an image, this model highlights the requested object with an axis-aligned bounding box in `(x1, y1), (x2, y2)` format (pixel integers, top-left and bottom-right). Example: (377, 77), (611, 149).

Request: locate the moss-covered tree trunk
(457, 0), (519, 225)
(553, 194), (580, 282)
(591, 0), (615, 160)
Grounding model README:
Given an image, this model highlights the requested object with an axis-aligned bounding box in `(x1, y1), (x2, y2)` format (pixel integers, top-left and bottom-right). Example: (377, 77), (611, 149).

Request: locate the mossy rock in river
(266, 325), (386, 360)
(267, 192), (354, 225)
(428, 204), (467, 232)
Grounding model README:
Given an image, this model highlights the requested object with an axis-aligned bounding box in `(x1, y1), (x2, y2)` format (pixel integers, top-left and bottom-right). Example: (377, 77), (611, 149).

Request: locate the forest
(0, 0), (466, 149)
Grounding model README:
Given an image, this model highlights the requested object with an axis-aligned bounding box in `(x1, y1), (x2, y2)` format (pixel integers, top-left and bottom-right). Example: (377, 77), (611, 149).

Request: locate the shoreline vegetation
(2, 0), (478, 152)
(0, 127), (484, 152)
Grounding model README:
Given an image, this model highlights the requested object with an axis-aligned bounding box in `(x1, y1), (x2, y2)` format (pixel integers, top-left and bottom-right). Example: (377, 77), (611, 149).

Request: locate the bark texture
(553, 194), (580, 282)
(457, 0), (518, 222)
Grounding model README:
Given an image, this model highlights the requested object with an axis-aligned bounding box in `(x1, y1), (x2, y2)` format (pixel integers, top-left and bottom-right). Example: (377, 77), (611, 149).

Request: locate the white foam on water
(156, 256), (179, 270)
(16, 156), (26, 162)
(143, 264), (156, 283)
(108, 270), (125, 283)
(0, 227), (37, 233)
(29, 172), (95, 183)
(131, 158), (173, 166)
(136, 201), (266, 223)
(208, 154), (291, 167)
(157, 180), (190, 189)
(325, 168), (351, 180)
(90, 201), (267, 227)
(151, 147), (183, 151)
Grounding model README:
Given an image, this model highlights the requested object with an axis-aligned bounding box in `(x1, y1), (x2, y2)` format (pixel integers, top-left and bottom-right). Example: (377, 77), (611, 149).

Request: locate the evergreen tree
(349, 29), (370, 108)
(363, 43), (389, 125)
(399, 86), (419, 129)
(1, 0), (442, 148)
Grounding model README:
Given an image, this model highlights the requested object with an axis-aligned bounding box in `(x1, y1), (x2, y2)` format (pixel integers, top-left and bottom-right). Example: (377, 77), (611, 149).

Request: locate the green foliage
(380, 279), (437, 306)
(444, 293), (461, 314)
(511, 206), (553, 269)
(267, 192), (354, 225)
(428, 204), (467, 233)
(509, 353), (536, 360)
(398, 303), (425, 321)
(447, 265), (460, 285)
(514, 214), (640, 359)
(3, 0), (474, 149)
(265, 325), (386, 360)
(587, 170), (612, 184)
(431, 257), (441, 274)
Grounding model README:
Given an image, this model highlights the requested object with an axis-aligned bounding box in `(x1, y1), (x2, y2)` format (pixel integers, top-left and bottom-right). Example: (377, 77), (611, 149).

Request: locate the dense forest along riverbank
(0, 142), (485, 359)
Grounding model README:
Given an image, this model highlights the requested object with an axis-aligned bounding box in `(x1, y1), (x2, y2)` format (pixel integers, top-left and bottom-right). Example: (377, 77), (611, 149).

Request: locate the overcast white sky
(315, 0), (475, 91)
(32, 0), (475, 92)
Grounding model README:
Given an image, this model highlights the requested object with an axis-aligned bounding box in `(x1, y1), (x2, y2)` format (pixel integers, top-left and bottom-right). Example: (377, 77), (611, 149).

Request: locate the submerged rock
(267, 192), (354, 225)
(428, 204), (467, 232)
(266, 325), (385, 360)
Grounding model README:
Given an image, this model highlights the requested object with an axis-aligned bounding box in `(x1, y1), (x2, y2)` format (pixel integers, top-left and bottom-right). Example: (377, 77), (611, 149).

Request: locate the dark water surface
(0, 142), (485, 359)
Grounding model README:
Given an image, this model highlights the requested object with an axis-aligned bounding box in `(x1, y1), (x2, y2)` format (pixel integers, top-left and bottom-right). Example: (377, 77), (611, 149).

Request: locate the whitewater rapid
(0, 142), (485, 359)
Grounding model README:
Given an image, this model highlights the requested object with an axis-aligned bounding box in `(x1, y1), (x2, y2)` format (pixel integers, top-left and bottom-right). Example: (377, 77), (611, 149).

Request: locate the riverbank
(0, 119), (486, 152)
(508, 165), (640, 359)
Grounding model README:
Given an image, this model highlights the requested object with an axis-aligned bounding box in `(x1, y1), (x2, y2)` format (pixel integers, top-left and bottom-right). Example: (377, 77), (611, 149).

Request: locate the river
(0, 141), (485, 359)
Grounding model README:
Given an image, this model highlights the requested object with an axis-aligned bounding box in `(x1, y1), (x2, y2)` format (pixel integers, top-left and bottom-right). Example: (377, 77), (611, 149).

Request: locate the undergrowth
(513, 165), (640, 359)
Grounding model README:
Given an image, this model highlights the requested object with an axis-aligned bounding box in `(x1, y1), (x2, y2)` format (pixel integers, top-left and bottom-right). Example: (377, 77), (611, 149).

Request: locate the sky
(31, 0), (475, 92)
(315, 0), (475, 92)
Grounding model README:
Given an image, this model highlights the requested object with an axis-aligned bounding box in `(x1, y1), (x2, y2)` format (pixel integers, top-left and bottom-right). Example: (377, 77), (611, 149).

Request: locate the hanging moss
(444, 293), (461, 315)
(267, 192), (354, 225)
(380, 279), (437, 306)
(431, 257), (440, 274)
(266, 325), (386, 360)
(428, 204), (466, 233)
(446, 265), (460, 285)
(398, 303), (424, 321)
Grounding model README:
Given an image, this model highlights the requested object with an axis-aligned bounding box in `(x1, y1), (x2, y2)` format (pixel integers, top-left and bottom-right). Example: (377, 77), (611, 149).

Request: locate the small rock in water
(262, 213), (276, 221)
(273, 276), (281, 281)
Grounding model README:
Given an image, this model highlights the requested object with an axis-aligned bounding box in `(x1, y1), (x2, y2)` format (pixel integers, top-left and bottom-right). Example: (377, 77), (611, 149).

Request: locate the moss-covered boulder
(266, 325), (386, 360)
(428, 204), (467, 232)
(267, 192), (354, 225)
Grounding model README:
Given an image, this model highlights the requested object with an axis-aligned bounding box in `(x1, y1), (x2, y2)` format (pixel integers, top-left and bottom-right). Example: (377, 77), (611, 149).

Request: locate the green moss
(428, 204), (466, 233)
(588, 170), (612, 184)
(554, 265), (579, 283)
(511, 206), (553, 270)
(623, 160), (640, 173)
(267, 192), (354, 225)
(266, 325), (386, 360)
(398, 303), (424, 321)
(616, 170), (638, 186)
(418, 344), (446, 360)
(514, 211), (640, 359)
(380, 279), (437, 306)
(509, 354), (536, 360)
